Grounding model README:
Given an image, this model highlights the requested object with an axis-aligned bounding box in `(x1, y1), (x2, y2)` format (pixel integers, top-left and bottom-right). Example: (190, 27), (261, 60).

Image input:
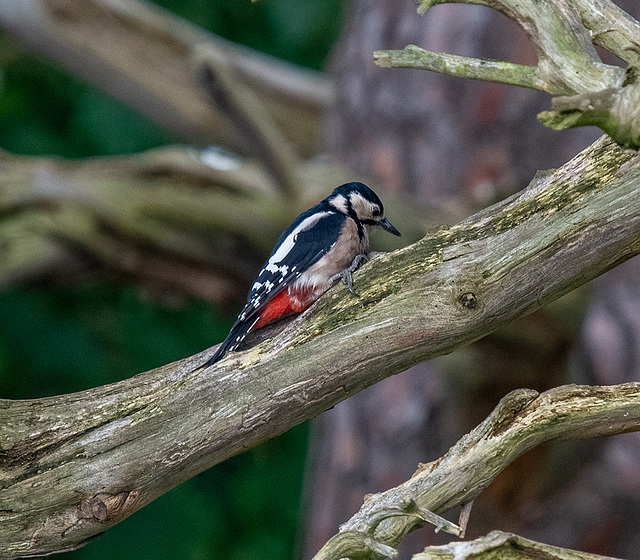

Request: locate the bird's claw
(335, 254), (369, 294)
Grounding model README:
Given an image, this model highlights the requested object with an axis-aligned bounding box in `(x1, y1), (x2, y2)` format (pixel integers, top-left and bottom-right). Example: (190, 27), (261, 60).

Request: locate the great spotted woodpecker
(199, 182), (401, 367)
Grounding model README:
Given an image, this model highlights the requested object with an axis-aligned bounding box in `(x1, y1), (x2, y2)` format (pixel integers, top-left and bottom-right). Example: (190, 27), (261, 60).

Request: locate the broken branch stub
(376, 0), (640, 147)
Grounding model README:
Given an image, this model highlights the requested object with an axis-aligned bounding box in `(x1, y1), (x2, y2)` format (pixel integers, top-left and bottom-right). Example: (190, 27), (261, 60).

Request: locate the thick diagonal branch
(2, 136), (640, 557)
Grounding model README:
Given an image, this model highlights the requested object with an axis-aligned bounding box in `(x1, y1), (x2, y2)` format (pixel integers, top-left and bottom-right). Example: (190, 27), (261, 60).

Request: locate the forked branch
(374, 0), (640, 147)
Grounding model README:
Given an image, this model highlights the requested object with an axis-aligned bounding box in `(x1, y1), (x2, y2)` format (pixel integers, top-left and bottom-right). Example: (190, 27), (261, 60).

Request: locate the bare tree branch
(380, 0), (627, 95)
(413, 530), (623, 560)
(374, 0), (640, 147)
(0, 146), (286, 303)
(313, 383), (640, 560)
(2, 2), (640, 559)
(2, 135), (640, 557)
(374, 45), (544, 91)
(0, 147), (430, 297)
(0, 0), (331, 157)
(574, 0), (640, 66)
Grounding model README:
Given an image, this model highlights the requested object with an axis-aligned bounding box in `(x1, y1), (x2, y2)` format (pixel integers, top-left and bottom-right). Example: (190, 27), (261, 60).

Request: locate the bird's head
(327, 182), (402, 237)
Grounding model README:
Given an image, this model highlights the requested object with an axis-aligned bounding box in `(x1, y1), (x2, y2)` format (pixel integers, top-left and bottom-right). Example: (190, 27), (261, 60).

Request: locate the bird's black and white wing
(201, 208), (344, 366)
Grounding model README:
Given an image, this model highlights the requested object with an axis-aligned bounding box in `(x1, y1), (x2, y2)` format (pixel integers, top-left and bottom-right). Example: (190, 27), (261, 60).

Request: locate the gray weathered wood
(2, 135), (640, 557)
(377, 0), (640, 147)
(413, 530), (623, 560)
(313, 384), (640, 560)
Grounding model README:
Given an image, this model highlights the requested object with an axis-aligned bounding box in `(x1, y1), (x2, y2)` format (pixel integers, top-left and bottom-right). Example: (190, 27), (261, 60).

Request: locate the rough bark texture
(412, 530), (623, 560)
(2, 135), (640, 557)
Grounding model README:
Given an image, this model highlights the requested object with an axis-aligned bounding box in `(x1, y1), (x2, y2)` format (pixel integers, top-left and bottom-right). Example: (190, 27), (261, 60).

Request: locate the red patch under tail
(253, 285), (322, 330)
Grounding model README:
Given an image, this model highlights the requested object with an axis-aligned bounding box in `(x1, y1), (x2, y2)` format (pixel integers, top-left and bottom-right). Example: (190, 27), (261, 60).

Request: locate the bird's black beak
(379, 218), (402, 237)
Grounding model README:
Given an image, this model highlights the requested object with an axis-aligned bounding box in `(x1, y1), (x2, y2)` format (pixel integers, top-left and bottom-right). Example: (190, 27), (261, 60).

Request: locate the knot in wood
(459, 292), (477, 309)
(86, 491), (138, 521)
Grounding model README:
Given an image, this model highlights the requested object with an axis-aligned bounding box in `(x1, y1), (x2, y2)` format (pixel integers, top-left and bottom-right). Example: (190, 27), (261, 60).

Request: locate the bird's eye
(372, 208), (382, 217)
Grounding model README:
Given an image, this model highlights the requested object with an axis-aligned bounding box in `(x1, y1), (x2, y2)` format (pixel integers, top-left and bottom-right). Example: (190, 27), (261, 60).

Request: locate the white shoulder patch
(328, 194), (349, 213)
(267, 212), (332, 267)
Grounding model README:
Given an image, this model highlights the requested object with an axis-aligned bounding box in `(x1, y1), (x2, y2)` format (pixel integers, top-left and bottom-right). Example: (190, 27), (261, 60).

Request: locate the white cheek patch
(349, 193), (379, 220)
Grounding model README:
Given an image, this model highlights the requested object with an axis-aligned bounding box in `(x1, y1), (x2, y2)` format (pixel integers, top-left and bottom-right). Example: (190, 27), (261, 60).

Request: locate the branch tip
(415, 0), (437, 16)
(372, 50), (391, 68)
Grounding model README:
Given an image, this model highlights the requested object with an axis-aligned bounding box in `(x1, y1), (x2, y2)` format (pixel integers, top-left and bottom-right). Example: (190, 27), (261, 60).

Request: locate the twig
(374, 46), (544, 91)
(457, 501), (473, 539)
(412, 530), (623, 560)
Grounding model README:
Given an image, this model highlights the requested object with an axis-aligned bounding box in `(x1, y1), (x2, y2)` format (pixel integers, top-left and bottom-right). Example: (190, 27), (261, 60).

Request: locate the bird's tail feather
(195, 318), (254, 369)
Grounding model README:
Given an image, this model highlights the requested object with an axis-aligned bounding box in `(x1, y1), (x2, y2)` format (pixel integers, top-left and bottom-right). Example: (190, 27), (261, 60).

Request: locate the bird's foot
(333, 254), (369, 294)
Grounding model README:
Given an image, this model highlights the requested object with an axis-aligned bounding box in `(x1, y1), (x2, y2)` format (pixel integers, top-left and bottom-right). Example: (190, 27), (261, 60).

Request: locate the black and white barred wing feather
(201, 209), (342, 366)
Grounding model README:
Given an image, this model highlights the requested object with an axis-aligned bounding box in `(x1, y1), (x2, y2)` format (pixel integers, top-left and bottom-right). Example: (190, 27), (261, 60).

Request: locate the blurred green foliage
(153, 0), (343, 69)
(0, 0), (344, 557)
